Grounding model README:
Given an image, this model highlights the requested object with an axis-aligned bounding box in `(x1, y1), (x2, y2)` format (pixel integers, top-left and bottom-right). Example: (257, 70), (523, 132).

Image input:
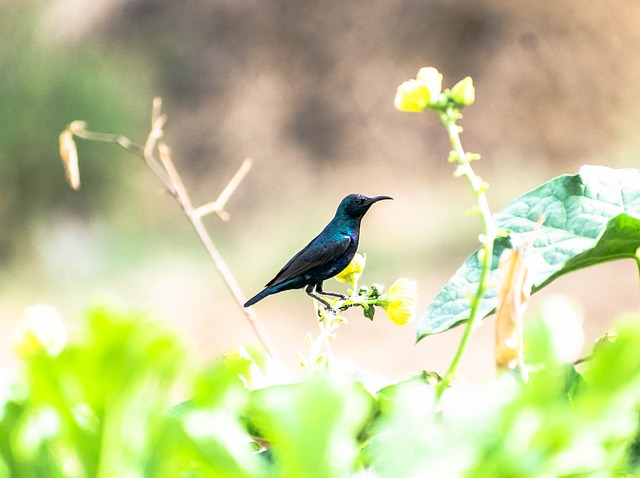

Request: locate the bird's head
(337, 193), (393, 219)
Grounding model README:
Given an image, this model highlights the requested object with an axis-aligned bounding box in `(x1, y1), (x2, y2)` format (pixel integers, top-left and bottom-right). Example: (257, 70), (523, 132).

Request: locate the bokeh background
(2, 0), (640, 380)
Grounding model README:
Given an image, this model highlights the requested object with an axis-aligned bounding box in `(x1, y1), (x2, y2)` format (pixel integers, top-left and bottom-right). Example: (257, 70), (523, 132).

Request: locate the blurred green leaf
(523, 296), (585, 366)
(466, 318), (640, 477)
(1, 305), (187, 477)
(366, 318), (640, 477)
(368, 374), (458, 477)
(418, 166), (640, 339)
(5, 303), (640, 477)
(248, 373), (373, 478)
(167, 361), (265, 478)
(563, 366), (584, 404)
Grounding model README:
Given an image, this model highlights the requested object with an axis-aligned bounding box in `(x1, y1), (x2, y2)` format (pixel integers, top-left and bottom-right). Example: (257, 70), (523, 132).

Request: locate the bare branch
(59, 99), (278, 359)
(193, 157), (253, 221)
(158, 143), (193, 211)
(151, 97), (163, 126)
(156, 144), (277, 357)
(67, 119), (175, 193)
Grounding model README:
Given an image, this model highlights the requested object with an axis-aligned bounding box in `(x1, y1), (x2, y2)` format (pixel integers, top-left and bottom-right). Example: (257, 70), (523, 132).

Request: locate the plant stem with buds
(436, 107), (496, 400)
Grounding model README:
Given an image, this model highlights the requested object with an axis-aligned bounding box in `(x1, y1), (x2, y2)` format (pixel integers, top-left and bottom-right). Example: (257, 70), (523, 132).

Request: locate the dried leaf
(59, 130), (80, 190)
(495, 248), (532, 372)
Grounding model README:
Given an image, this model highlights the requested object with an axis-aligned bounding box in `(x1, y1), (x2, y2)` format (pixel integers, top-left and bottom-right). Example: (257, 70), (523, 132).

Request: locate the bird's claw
(317, 306), (339, 317)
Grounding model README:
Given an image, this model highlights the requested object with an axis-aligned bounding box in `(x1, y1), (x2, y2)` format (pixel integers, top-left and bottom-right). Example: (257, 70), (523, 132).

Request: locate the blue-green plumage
(244, 194), (392, 309)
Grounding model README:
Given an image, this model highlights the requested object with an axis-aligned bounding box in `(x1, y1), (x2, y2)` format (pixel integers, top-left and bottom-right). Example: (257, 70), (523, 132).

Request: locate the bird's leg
(314, 282), (347, 301)
(317, 282), (349, 313)
(305, 283), (334, 311)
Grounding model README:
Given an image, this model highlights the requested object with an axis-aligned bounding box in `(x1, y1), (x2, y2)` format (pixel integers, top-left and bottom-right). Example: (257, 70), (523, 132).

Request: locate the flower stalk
(436, 112), (496, 400)
(300, 254), (417, 374)
(302, 305), (344, 376)
(395, 68), (496, 400)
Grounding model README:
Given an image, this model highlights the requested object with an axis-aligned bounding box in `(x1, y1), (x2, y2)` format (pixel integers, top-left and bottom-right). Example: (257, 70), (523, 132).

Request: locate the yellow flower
(450, 76), (475, 107)
(10, 305), (68, 358)
(416, 66), (443, 100)
(394, 79), (431, 112)
(335, 253), (366, 285)
(394, 67), (442, 112)
(381, 278), (418, 326)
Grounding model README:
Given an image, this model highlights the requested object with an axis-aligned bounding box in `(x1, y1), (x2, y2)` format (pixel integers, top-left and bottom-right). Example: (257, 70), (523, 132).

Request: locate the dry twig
(60, 98), (278, 358)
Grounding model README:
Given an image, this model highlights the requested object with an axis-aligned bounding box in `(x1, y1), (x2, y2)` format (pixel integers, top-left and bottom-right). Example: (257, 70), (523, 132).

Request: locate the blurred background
(2, 0), (640, 381)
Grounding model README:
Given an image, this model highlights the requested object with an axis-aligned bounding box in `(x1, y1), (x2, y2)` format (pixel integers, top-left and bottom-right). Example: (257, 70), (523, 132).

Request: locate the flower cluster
(394, 66), (475, 113)
(332, 255), (418, 326)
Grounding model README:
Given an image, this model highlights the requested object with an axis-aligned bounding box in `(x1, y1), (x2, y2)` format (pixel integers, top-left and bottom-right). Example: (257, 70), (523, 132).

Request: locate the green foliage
(4, 305), (640, 477)
(0, 306), (186, 477)
(419, 165), (640, 339)
(248, 375), (373, 478)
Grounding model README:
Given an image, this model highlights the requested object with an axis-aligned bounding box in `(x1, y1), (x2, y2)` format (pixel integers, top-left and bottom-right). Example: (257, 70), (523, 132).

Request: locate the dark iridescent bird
(244, 193), (392, 309)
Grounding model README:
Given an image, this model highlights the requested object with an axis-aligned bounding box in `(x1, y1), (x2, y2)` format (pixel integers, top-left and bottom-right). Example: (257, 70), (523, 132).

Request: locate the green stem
(435, 108), (497, 401)
(304, 279), (369, 375)
(304, 303), (339, 376)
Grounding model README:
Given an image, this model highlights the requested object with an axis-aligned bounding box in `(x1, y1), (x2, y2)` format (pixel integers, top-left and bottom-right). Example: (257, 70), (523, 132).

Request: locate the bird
(244, 193), (393, 310)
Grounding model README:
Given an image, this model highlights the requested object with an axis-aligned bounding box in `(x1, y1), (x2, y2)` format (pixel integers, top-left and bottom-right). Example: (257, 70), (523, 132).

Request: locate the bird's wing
(264, 234), (351, 288)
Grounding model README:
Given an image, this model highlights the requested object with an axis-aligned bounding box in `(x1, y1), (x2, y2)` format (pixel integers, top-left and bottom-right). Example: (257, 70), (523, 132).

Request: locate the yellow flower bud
(416, 66), (443, 102)
(10, 305), (68, 358)
(450, 76), (475, 106)
(381, 278), (418, 326)
(335, 253), (366, 285)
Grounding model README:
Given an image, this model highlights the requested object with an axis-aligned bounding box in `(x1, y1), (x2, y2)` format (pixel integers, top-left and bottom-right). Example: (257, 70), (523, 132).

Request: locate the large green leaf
(417, 166), (640, 340)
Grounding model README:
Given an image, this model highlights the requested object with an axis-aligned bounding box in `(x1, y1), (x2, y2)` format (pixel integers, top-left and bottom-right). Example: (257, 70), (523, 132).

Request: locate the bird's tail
(243, 288), (274, 308)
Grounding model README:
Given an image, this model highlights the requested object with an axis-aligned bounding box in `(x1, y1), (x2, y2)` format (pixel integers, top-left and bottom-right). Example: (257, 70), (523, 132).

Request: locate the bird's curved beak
(365, 195), (393, 205)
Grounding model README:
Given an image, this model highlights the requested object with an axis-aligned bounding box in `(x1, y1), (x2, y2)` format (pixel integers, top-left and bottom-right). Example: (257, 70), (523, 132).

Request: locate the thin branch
(69, 120), (175, 194)
(151, 96), (163, 126)
(193, 158), (253, 221)
(156, 145), (277, 357)
(61, 100), (278, 359)
(157, 144), (194, 211)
